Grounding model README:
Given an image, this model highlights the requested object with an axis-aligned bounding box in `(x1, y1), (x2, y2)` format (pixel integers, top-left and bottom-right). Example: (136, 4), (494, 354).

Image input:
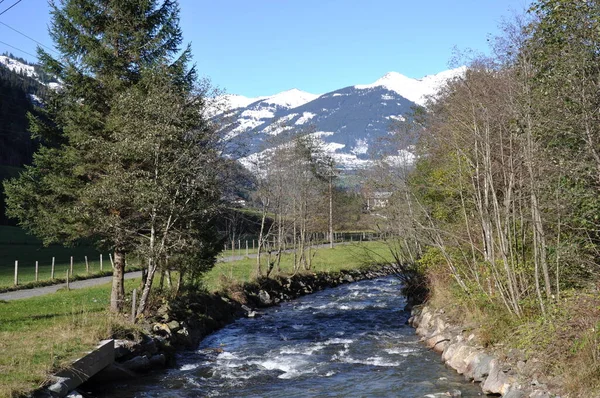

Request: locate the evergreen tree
(4, 0), (223, 313)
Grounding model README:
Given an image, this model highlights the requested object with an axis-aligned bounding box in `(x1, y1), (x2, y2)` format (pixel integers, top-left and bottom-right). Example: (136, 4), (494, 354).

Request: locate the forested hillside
(0, 56), (48, 225)
(0, 58), (47, 167)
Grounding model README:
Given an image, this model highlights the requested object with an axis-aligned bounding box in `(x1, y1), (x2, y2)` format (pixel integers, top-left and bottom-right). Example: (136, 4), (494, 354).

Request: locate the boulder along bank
(40, 266), (395, 397)
(409, 305), (557, 398)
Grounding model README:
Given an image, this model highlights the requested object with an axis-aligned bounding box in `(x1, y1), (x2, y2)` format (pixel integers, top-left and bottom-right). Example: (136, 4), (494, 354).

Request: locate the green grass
(219, 245), (260, 258)
(0, 278), (141, 398)
(218, 235), (381, 260)
(204, 240), (393, 292)
(0, 226), (111, 288)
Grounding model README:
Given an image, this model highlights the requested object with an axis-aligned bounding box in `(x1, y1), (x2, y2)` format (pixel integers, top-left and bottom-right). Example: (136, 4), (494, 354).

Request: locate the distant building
(221, 194), (247, 208)
(232, 197), (247, 207)
(365, 191), (392, 211)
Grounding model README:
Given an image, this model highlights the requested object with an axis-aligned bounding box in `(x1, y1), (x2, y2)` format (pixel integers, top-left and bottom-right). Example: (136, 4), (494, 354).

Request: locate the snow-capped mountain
(221, 94), (266, 110)
(220, 67), (464, 169)
(0, 55), (61, 90)
(215, 88), (320, 141)
(261, 88), (320, 108)
(0, 55), (37, 77)
(354, 67), (466, 106)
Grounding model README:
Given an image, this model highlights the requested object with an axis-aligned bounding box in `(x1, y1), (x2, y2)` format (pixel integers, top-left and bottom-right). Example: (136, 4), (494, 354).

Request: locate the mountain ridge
(218, 67), (465, 169)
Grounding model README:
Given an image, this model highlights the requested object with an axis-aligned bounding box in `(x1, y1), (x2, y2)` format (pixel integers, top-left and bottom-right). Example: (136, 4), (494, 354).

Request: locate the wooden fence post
(70, 256), (73, 277)
(85, 256), (89, 274)
(51, 257), (55, 279)
(109, 253), (114, 268)
(14, 260), (18, 286)
(66, 269), (69, 290)
(35, 261), (39, 282)
(100, 254), (103, 271)
(246, 241), (248, 256)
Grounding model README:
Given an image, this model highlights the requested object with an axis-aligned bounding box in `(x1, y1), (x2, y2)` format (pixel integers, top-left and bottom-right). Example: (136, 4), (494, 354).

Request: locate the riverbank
(409, 305), (555, 398)
(41, 266), (395, 397)
(406, 272), (600, 398)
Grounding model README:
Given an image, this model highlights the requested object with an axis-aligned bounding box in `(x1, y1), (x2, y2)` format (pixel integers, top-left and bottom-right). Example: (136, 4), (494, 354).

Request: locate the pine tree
(4, 0), (222, 313)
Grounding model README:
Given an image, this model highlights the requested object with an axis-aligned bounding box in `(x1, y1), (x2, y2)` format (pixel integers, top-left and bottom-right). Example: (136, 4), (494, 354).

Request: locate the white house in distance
(365, 191), (392, 211)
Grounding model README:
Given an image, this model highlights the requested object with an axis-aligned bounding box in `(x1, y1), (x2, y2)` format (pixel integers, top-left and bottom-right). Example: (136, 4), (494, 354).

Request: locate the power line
(0, 21), (58, 55)
(0, 39), (37, 58)
(0, 0), (23, 17)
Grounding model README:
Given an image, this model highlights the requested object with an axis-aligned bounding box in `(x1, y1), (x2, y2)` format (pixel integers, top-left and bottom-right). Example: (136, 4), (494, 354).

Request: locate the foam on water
(279, 342), (325, 355)
(323, 338), (353, 345)
(339, 356), (402, 367)
(384, 346), (420, 355)
(250, 355), (316, 379)
(217, 351), (237, 359)
(179, 363), (199, 371)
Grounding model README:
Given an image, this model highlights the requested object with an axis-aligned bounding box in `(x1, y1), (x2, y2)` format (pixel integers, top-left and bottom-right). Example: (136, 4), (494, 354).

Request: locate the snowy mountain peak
(225, 94), (266, 110)
(355, 67), (465, 106)
(211, 88), (320, 117)
(262, 88), (320, 109)
(0, 55), (37, 78)
(376, 71), (413, 84)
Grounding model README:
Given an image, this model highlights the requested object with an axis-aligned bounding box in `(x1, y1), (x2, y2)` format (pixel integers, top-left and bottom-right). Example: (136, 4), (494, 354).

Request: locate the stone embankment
(409, 306), (556, 398)
(41, 266), (393, 397)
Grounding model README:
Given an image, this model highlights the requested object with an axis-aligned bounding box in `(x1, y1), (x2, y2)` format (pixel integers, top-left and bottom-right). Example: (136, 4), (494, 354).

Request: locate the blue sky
(0, 0), (531, 97)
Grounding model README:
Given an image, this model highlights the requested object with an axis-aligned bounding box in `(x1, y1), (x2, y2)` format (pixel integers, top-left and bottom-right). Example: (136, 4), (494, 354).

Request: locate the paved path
(0, 271), (143, 301)
(0, 242), (351, 301)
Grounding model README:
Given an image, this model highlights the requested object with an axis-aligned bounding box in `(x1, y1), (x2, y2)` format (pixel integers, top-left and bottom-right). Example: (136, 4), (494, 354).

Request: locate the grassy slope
(0, 279), (141, 398)
(0, 240), (393, 398)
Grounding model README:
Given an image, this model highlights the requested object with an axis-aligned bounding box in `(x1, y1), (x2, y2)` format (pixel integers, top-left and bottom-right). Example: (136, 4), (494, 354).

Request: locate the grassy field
(0, 226), (111, 289)
(218, 235), (378, 259)
(204, 241), (393, 292)
(0, 278), (141, 398)
(0, 240), (393, 398)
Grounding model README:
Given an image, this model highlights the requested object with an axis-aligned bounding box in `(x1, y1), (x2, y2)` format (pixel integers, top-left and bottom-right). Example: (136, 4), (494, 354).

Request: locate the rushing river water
(103, 277), (482, 397)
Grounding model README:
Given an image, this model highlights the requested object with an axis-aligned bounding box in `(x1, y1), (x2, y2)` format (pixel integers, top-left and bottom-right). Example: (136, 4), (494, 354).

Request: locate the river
(101, 277), (482, 397)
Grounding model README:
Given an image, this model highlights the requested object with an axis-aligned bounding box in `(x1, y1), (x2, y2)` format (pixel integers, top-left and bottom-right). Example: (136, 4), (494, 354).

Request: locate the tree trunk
(329, 176), (334, 249)
(174, 268), (185, 297)
(137, 257), (159, 316)
(256, 198), (269, 277)
(110, 249), (125, 313)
